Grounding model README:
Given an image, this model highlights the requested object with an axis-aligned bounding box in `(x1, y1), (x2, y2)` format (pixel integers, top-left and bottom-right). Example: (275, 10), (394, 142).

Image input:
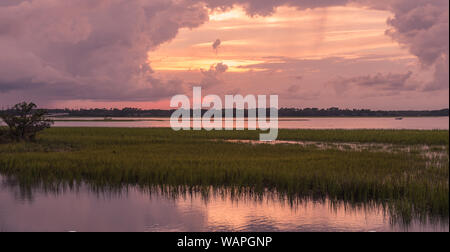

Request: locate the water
(0, 176), (447, 232)
(34, 117), (449, 129)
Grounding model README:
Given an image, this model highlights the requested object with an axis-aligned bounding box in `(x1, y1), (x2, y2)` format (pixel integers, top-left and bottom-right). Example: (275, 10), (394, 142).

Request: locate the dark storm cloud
(0, 0), (209, 102)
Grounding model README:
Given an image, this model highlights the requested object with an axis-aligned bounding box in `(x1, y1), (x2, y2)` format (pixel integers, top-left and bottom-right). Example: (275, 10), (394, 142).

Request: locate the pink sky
(0, 0), (448, 110)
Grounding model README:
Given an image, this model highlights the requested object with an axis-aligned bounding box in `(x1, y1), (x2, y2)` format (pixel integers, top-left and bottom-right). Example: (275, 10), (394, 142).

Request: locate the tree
(0, 102), (53, 142)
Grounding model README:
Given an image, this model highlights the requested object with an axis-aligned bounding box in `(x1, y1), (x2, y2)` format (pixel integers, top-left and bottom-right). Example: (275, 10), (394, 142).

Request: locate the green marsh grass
(0, 127), (448, 225)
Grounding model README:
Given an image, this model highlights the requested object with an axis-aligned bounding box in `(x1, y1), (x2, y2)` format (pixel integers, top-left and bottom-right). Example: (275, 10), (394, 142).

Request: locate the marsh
(0, 128), (448, 231)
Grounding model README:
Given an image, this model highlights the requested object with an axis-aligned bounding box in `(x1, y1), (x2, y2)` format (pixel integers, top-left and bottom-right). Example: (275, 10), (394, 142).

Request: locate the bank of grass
(176, 128), (449, 146)
(0, 127), (448, 224)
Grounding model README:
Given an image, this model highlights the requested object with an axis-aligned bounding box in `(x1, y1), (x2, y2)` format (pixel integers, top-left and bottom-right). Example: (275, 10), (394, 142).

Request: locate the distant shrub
(0, 102), (53, 142)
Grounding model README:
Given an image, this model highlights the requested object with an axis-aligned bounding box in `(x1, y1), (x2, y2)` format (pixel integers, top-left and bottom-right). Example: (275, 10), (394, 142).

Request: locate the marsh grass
(185, 128), (448, 145)
(0, 127), (448, 225)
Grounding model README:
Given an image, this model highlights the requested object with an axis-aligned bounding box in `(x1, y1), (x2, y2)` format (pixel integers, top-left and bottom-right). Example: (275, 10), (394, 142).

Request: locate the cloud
(332, 71), (416, 94)
(424, 56), (450, 91)
(212, 62), (229, 74)
(0, 0), (209, 103)
(281, 84), (320, 100)
(199, 63), (229, 87)
(212, 38), (221, 53)
(382, 0), (449, 91)
(287, 85), (300, 93)
(205, 0), (350, 16)
(0, 0), (28, 7)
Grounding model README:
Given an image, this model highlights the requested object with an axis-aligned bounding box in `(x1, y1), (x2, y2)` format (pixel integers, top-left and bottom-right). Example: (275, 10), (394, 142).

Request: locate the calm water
(0, 117), (448, 129)
(0, 176), (448, 232)
(41, 117), (450, 129)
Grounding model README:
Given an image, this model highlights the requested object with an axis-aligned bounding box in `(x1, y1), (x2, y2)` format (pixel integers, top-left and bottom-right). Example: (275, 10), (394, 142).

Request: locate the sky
(0, 0), (448, 110)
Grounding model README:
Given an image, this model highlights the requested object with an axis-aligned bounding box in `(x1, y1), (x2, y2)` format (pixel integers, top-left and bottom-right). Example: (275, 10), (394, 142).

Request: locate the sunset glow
(150, 6), (411, 72)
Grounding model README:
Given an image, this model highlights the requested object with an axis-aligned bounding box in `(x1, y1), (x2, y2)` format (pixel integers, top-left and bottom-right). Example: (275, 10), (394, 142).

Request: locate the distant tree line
(278, 108), (449, 117)
(25, 107), (450, 118)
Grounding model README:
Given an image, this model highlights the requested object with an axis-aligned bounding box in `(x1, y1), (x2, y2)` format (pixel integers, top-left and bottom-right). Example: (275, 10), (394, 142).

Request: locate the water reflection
(0, 175), (447, 232)
(3, 117), (445, 130)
